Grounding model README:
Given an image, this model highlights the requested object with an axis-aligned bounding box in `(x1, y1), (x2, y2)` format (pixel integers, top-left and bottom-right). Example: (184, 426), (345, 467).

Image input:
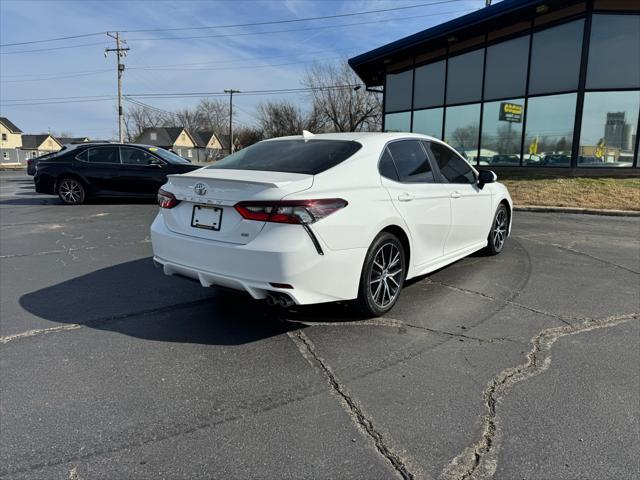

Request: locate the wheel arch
(55, 172), (88, 192)
(498, 198), (512, 235)
(379, 224), (411, 273)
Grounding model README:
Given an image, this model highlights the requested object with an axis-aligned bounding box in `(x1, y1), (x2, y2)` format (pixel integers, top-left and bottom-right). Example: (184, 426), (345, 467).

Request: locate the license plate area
(191, 205), (223, 231)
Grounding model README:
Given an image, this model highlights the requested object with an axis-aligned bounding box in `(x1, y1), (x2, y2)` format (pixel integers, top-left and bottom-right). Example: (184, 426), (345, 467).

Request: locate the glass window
(385, 70), (413, 112)
(484, 36), (530, 101)
(206, 140), (362, 175)
(428, 142), (476, 184)
(529, 20), (584, 95)
(480, 99), (525, 166)
(524, 93), (577, 167)
(587, 15), (640, 89)
(86, 146), (120, 164)
(379, 148), (399, 181)
(413, 60), (445, 108)
(385, 112), (411, 132)
(446, 49), (485, 104)
(444, 103), (481, 163)
(120, 147), (160, 166)
(150, 147), (191, 164)
(387, 140), (435, 183)
(578, 90), (639, 167)
(412, 108), (443, 138)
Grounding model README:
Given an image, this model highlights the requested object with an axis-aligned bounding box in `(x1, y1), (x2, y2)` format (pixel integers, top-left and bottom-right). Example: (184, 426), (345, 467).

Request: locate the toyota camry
(151, 132), (512, 316)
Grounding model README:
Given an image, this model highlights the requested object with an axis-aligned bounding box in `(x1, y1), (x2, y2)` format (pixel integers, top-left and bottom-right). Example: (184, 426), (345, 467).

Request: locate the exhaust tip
(265, 292), (294, 308)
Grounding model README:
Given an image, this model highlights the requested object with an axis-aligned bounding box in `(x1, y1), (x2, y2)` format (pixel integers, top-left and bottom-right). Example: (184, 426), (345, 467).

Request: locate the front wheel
(486, 204), (509, 255)
(57, 178), (86, 205)
(356, 232), (406, 317)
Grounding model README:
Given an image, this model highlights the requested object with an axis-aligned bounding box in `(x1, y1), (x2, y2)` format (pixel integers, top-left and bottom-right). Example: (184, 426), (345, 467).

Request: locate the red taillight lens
(157, 189), (179, 209)
(235, 199), (347, 224)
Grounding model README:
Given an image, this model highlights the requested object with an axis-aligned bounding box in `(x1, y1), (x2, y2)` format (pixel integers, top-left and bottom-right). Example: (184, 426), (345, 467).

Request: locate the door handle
(397, 193), (414, 202)
(450, 191), (461, 199)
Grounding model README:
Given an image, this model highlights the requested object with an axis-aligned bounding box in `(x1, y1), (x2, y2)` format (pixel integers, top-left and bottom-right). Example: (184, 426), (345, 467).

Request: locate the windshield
(206, 139), (362, 175)
(148, 147), (191, 164)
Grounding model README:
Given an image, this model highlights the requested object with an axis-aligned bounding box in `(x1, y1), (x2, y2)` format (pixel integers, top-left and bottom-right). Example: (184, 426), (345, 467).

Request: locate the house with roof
(0, 117), (23, 164)
(21, 134), (63, 160)
(134, 127), (199, 161)
(192, 131), (225, 161)
(56, 136), (90, 146)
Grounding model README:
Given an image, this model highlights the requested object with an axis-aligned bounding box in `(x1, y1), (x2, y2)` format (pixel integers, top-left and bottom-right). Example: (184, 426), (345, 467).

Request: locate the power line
(0, 31), (107, 48)
(1, 85), (361, 106)
(0, 97), (116, 107)
(0, 70), (112, 83)
(0, 41), (108, 55)
(0, 4), (477, 55)
(120, 0), (464, 34)
(0, 0), (464, 47)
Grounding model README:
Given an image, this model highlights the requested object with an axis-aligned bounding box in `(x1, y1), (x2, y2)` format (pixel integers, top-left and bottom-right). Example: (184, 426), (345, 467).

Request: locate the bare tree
(257, 100), (319, 138)
(197, 99), (229, 133)
(303, 61), (381, 132)
(235, 126), (263, 148)
(124, 104), (168, 141)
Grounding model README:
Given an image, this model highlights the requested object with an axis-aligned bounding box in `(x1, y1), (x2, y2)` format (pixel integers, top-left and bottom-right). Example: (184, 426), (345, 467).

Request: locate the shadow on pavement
(19, 257), (304, 345)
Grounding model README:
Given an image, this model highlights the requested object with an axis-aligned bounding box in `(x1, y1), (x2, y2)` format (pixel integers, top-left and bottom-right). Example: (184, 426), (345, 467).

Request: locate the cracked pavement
(1, 171), (639, 479)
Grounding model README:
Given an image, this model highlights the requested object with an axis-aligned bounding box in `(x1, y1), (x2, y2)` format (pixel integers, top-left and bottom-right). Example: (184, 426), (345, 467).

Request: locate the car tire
(355, 232), (406, 317)
(485, 204), (509, 255)
(57, 177), (86, 205)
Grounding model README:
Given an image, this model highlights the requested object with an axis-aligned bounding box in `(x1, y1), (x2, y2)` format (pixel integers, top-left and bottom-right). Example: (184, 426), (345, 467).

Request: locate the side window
(427, 142), (476, 184)
(86, 146), (120, 164)
(120, 146), (159, 166)
(378, 147), (399, 181)
(387, 140), (435, 183)
(76, 149), (88, 161)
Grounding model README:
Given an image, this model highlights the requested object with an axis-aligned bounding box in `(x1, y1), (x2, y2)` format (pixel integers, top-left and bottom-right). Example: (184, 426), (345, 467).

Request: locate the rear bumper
(150, 213), (367, 305)
(34, 174), (55, 194)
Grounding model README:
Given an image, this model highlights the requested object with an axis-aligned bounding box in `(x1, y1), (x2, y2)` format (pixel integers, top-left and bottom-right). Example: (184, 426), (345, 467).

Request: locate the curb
(515, 205), (640, 217)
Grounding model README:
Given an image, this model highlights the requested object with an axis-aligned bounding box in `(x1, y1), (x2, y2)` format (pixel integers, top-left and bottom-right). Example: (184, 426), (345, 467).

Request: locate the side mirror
(477, 170), (497, 189)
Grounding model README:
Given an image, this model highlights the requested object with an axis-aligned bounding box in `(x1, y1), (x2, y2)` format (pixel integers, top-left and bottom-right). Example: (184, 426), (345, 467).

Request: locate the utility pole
(106, 32), (129, 143)
(224, 89), (240, 154)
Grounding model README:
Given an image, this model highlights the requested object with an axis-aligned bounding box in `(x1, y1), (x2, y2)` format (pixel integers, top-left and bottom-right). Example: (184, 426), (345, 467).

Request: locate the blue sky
(1, 0), (487, 138)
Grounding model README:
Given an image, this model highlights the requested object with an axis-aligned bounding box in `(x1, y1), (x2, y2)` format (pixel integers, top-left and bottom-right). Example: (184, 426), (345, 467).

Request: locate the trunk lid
(161, 169), (313, 244)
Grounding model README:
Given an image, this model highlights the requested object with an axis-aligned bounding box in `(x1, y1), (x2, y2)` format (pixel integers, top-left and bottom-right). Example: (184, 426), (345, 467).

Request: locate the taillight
(235, 199), (348, 224)
(157, 189), (179, 209)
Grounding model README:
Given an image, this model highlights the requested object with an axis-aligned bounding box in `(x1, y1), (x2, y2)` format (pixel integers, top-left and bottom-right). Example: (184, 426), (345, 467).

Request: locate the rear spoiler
(167, 170), (312, 189)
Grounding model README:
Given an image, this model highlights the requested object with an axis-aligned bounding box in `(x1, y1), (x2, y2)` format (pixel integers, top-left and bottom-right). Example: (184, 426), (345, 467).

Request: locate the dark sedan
(34, 143), (200, 204)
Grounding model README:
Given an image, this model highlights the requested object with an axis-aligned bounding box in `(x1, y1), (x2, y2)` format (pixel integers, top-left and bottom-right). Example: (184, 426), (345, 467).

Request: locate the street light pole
(224, 89), (240, 154)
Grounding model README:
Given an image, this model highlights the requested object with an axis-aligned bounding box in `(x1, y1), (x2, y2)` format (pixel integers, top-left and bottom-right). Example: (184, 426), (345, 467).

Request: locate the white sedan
(150, 132), (512, 316)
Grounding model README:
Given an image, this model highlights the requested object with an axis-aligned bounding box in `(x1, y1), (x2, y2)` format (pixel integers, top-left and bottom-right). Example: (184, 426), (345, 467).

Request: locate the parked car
(541, 154), (571, 166)
(151, 132), (513, 316)
(34, 143), (200, 204)
(490, 154), (520, 166)
(27, 150), (63, 175)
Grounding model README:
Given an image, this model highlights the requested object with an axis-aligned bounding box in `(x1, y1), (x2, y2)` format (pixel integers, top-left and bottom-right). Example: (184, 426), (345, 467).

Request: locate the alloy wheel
(369, 242), (403, 308)
(59, 180), (82, 204)
(492, 208), (507, 251)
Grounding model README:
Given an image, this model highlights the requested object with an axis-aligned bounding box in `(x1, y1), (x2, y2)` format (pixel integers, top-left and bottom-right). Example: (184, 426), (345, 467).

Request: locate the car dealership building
(349, 0), (640, 173)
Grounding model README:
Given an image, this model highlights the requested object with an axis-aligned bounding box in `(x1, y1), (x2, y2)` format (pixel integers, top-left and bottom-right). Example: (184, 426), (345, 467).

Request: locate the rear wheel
(57, 178), (86, 205)
(486, 204), (509, 255)
(356, 232), (406, 317)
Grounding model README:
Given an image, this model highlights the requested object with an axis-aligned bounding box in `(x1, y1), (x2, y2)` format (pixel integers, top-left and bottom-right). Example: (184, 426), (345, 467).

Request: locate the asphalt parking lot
(1, 170), (638, 480)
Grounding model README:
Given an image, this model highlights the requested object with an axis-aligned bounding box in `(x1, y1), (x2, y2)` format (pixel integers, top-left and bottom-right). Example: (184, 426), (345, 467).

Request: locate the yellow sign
(499, 102), (523, 123)
(529, 136), (538, 155)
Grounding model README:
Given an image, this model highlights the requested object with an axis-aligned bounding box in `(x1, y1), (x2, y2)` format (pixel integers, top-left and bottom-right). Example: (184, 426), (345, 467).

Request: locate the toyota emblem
(194, 182), (207, 196)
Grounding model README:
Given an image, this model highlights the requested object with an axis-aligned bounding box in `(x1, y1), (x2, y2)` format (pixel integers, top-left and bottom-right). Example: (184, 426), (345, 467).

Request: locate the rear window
(206, 140), (362, 174)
